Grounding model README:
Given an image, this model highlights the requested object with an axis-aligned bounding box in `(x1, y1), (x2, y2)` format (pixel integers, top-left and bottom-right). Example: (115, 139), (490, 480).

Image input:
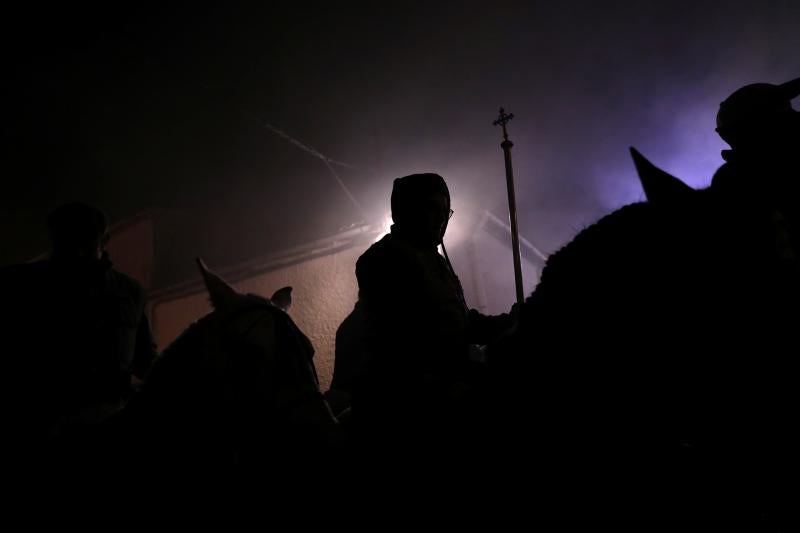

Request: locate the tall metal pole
(494, 108), (524, 305)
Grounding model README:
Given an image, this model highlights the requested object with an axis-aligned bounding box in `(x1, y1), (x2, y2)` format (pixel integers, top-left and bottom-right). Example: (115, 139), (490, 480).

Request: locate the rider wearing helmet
(712, 77), (800, 196)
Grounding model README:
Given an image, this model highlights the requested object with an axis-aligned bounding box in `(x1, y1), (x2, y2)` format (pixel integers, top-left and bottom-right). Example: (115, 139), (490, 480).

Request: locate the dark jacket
(351, 227), (514, 426)
(1, 256), (157, 437)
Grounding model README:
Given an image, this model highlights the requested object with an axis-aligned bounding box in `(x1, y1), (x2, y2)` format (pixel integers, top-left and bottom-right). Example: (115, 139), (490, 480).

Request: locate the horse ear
(629, 147), (694, 205)
(196, 257), (239, 310)
(270, 286), (293, 312)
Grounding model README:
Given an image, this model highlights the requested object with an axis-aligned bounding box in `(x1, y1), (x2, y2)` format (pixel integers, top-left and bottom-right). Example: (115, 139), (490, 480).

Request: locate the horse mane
(141, 313), (217, 394)
(524, 201), (659, 310)
(542, 202), (652, 275)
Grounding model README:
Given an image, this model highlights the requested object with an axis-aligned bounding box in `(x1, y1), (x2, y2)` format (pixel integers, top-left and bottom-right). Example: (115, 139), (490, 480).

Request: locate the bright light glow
(374, 213), (392, 242)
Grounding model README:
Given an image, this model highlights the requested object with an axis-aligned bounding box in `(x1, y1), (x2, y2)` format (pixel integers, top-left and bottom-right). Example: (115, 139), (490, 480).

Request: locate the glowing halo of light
(374, 212), (392, 242)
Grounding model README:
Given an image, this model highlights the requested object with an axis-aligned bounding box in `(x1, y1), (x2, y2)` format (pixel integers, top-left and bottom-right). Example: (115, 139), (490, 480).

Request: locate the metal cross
(493, 108), (514, 142)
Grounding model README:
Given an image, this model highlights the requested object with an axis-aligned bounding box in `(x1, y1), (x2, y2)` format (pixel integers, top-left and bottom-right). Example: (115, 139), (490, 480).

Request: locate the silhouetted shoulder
(356, 234), (393, 266)
(106, 268), (146, 309)
(357, 234), (410, 276)
(355, 234), (425, 305)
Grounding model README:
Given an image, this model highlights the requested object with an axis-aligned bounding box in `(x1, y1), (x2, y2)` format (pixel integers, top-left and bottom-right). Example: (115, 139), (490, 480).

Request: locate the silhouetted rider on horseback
(350, 173), (516, 463)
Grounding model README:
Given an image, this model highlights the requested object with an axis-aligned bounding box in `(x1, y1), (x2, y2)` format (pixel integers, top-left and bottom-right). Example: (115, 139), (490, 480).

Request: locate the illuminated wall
(106, 214), (155, 290)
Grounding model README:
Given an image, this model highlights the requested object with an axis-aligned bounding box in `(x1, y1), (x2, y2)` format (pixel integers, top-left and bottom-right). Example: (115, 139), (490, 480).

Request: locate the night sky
(2, 1), (798, 266)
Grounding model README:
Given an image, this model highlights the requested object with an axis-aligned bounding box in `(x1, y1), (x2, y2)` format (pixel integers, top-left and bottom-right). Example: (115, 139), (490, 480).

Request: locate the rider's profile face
(416, 193), (450, 245)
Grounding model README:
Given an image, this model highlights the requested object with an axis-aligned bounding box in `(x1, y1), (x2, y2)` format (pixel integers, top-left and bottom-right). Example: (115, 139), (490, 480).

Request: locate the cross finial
(493, 107), (514, 141)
